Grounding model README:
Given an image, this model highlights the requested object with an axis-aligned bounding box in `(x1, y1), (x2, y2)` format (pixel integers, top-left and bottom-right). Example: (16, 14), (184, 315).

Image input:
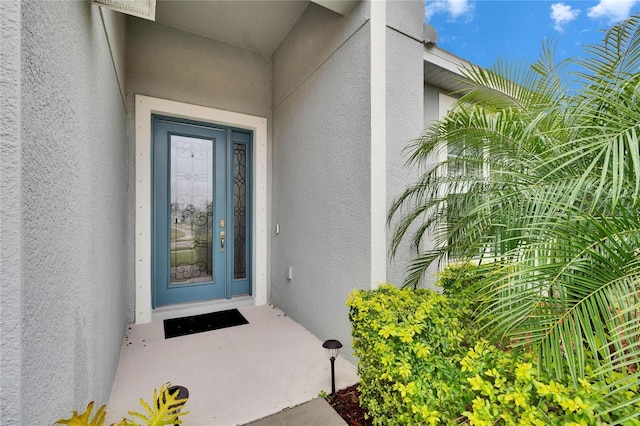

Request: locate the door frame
(135, 95), (268, 323)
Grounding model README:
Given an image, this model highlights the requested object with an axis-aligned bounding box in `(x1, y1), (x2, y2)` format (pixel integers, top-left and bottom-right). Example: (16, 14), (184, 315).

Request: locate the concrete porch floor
(106, 305), (359, 425)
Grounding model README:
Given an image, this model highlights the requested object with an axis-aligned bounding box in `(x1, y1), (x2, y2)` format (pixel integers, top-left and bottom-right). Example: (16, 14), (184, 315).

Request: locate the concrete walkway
(107, 305), (358, 425)
(243, 398), (346, 426)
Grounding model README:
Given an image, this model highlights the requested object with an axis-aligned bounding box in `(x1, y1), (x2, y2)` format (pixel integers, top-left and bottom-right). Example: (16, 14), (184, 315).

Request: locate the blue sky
(425, 0), (640, 68)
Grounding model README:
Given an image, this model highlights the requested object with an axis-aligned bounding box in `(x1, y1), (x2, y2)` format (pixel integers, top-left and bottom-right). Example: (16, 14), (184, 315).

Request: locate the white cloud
(587, 0), (640, 23)
(425, 0), (474, 21)
(550, 3), (581, 32)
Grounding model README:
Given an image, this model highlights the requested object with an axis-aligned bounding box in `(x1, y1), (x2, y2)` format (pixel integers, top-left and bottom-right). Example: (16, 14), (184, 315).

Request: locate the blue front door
(152, 115), (251, 307)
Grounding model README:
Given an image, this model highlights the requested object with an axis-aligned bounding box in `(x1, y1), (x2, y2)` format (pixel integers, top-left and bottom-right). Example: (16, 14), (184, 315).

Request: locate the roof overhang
(153, 0), (359, 54)
(423, 43), (473, 94)
(311, 0), (359, 15)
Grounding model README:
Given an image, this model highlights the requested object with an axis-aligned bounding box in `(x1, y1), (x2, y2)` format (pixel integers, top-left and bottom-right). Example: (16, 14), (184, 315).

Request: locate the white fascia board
(423, 44), (470, 77)
(311, 0), (359, 15)
(92, 0), (156, 21)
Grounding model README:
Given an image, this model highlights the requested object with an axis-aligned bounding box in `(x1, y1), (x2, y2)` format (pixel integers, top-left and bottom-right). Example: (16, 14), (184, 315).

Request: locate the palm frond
(390, 13), (640, 420)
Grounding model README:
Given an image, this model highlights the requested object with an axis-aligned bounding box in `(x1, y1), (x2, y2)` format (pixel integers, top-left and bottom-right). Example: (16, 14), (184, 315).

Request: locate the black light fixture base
(322, 339), (343, 396)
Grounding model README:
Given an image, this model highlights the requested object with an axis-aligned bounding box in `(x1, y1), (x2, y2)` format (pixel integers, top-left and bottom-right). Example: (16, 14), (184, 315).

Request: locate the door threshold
(151, 296), (255, 322)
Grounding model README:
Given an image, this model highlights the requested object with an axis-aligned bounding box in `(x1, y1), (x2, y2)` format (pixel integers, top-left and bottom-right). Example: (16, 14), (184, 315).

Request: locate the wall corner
(0, 0), (23, 422)
(370, 0), (387, 289)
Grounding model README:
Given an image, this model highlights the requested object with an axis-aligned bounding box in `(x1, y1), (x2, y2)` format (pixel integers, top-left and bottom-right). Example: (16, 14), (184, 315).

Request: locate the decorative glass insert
(170, 135), (213, 284)
(233, 143), (247, 279)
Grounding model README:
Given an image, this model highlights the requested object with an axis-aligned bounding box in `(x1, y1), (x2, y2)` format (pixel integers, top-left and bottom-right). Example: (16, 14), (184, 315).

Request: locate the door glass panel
(233, 143), (247, 279)
(170, 135), (213, 284)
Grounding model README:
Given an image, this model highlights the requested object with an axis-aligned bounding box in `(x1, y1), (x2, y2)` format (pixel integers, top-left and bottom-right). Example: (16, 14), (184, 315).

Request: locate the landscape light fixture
(322, 339), (342, 395)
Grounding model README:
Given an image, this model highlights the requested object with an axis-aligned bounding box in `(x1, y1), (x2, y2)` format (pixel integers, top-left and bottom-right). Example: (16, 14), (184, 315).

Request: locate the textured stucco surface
(424, 84), (441, 127)
(1, 0), (23, 423)
(271, 3), (371, 361)
(385, 0), (437, 289)
(7, 1), (129, 424)
(386, 0), (424, 42)
(126, 18), (272, 120)
(272, 1), (369, 109)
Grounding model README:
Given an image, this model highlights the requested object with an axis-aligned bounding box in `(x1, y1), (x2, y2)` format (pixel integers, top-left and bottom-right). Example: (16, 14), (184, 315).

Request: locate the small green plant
(318, 390), (330, 401)
(126, 383), (189, 425)
(56, 401), (106, 426)
(56, 383), (189, 426)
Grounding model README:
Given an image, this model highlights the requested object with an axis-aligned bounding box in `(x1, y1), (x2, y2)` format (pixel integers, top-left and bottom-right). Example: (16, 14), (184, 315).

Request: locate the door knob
(219, 231), (225, 251)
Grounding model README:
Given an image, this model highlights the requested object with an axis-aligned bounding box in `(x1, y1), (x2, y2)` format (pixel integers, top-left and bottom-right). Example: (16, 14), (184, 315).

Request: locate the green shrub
(434, 262), (491, 330)
(436, 262), (486, 297)
(460, 340), (640, 425)
(348, 271), (640, 425)
(347, 285), (475, 425)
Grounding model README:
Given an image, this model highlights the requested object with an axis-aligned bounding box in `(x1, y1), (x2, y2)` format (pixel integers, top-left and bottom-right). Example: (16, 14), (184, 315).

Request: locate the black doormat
(164, 309), (249, 339)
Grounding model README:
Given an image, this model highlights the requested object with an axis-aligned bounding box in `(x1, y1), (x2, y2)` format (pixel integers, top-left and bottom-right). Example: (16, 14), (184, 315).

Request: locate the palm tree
(390, 15), (640, 419)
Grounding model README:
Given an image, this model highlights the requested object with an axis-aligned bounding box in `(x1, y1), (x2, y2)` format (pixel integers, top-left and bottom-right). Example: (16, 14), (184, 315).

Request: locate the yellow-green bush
(461, 340), (640, 425)
(434, 262), (490, 329)
(347, 285), (475, 425)
(436, 262), (486, 298)
(348, 275), (640, 425)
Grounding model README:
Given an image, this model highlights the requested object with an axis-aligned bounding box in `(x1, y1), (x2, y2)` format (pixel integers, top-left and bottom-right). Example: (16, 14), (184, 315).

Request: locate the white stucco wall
(2, 1), (129, 424)
(271, 2), (371, 360)
(424, 84), (441, 126)
(126, 18), (272, 120)
(272, 2), (369, 109)
(385, 1), (438, 289)
(1, 0), (23, 422)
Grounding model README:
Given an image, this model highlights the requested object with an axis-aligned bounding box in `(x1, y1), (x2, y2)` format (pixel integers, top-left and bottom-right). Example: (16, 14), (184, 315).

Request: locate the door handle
(219, 231), (225, 251)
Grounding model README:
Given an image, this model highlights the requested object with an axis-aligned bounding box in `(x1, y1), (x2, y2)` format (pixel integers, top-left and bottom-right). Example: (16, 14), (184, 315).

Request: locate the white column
(370, 0), (387, 289)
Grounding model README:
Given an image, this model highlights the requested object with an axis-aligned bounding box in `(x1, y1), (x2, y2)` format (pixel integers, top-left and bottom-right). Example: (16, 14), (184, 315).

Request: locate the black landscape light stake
(164, 385), (189, 426)
(322, 339), (342, 396)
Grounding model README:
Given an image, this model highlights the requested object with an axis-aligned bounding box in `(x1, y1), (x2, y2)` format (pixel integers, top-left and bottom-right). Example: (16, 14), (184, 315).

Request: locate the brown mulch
(328, 384), (373, 426)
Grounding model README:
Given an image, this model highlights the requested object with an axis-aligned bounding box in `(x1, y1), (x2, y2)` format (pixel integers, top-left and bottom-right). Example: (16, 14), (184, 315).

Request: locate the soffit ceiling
(154, 1), (469, 89)
(155, 0), (311, 54)
(423, 44), (472, 93)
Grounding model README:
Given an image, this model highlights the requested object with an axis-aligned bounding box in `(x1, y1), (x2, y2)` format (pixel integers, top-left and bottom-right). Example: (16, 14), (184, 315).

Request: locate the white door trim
(134, 95), (268, 323)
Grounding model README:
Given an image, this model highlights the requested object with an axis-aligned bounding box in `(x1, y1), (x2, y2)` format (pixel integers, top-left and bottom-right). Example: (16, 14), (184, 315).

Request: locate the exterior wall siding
(271, 2), (372, 360)
(272, 2), (370, 109)
(125, 18), (272, 121)
(424, 84), (442, 126)
(1, 0), (23, 423)
(385, 0), (436, 289)
(7, 1), (129, 424)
